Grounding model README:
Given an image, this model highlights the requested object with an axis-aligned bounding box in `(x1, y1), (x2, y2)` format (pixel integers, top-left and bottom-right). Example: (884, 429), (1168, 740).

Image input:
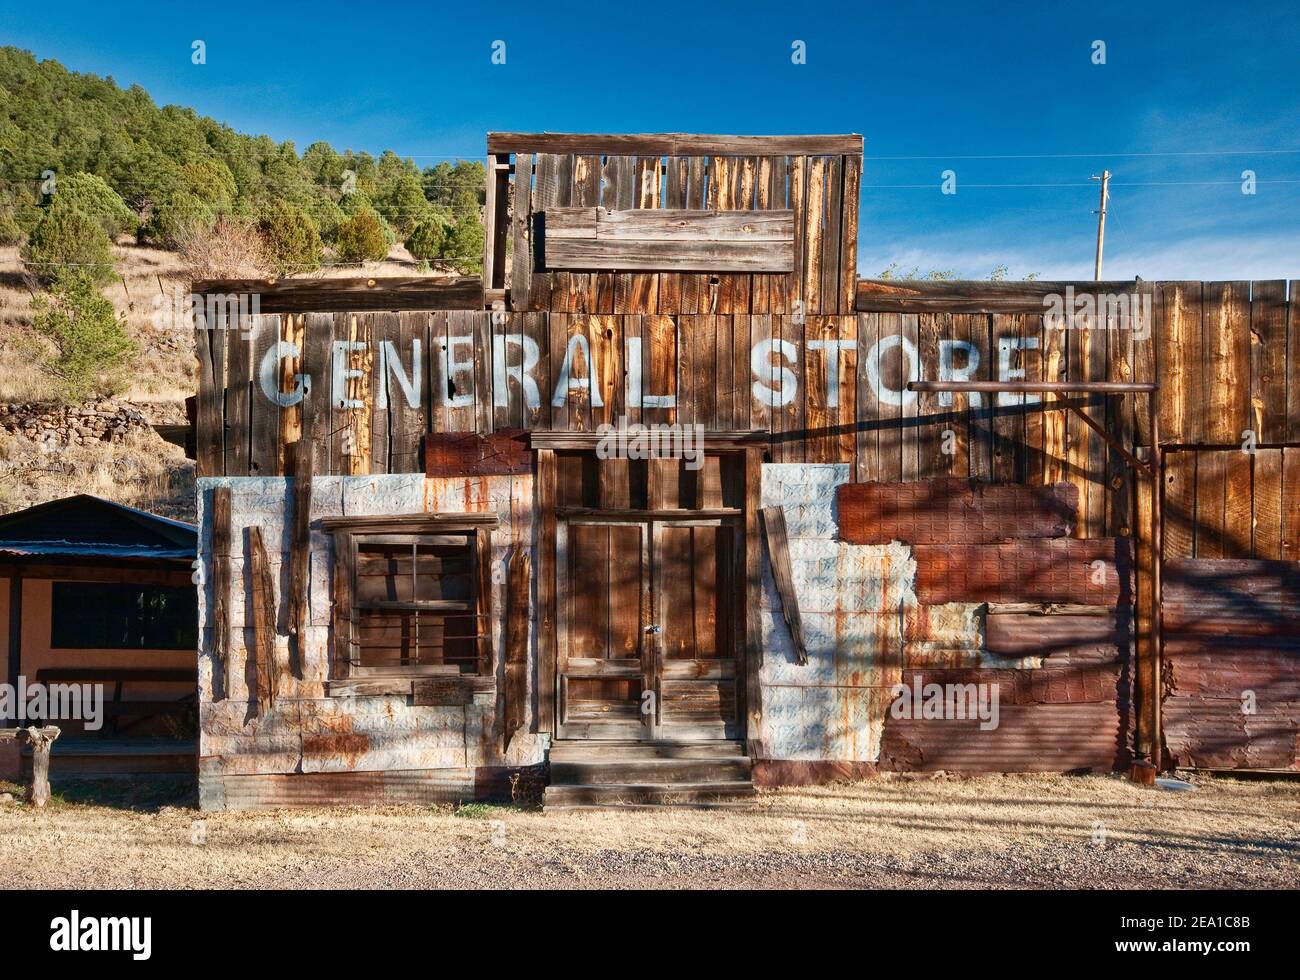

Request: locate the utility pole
(1091, 170), (1110, 281)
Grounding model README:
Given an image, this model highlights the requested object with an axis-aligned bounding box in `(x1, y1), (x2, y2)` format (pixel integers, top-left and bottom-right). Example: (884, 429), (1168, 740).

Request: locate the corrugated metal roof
(0, 541), (194, 560)
(0, 494), (195, 561)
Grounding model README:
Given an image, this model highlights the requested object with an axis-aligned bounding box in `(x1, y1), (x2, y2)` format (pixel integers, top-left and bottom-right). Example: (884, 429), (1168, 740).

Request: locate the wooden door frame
(533, 432), (766, 754)
(553, 516), (652, 740)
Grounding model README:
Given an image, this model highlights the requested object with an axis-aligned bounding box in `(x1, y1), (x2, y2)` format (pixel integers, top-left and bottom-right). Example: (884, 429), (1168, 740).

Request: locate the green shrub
(51, 173), (136, 237)
(142, 191), (215, 247)
(404, 216), (447, 262)
(31, 270), (136, 402)
(21, 202), (115, 285)
(310, 198), (347, 244)
(257, 200), (323, 275)
(441, 212), (483, 275)
(334, 208), (389, 263)
(376, 173), (431, 238)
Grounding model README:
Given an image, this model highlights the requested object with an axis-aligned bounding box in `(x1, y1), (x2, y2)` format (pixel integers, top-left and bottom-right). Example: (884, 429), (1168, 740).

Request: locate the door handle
(644, 624), (662, 634)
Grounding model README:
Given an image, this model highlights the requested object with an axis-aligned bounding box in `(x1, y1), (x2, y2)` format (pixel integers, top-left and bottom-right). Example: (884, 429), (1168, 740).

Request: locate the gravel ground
(1, 772), (1296, 889)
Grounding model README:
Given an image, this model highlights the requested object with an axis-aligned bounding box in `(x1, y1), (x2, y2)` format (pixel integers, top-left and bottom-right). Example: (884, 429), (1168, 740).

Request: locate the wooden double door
(556, 516), (741, 740)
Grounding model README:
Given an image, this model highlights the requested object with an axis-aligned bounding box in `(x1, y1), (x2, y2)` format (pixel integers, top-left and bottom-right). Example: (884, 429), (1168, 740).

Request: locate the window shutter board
(326, 514), (497, 687)
(543, 208), (795, 272)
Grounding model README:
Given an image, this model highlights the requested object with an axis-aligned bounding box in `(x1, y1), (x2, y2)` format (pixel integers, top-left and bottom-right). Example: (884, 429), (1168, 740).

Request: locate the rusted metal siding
(1162, 559), (1300, 770)
(912, 539), (1128, 605)
(195, 474), (545, 808)
(837, 479), (1077, 544)
(758, 464), (1131, 775)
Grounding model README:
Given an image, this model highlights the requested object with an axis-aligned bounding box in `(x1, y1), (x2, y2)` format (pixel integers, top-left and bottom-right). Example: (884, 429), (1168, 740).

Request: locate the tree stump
(19, 727), (60, 808)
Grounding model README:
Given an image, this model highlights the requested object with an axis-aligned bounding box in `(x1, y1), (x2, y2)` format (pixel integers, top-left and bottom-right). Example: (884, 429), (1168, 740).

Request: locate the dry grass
(0, 241), (436, 520)
(0, 773), (1295, 889)
(0, 242), (433, 408)
(0, 428), (195, 520)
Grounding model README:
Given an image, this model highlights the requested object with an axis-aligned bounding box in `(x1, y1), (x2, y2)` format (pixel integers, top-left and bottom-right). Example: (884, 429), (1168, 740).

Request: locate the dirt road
(1, 772), (1295, 889)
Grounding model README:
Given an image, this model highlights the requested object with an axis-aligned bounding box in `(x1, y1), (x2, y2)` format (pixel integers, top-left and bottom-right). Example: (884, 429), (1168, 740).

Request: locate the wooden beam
(760, 505), (808, 666)
(287, 440), (312, 680)
(246, 526), (278, 715)
(536, 448), (557, 734)
(6, 573), (19, 725)
(210, 486), (232, 700)
(503, 548), (531, 750)
(546, 237), (792, 273)
(487, 132), (864, 156)
(744, 446), (765, 757)
(856, 279), (1145, 314)
(190, 278), (483, 313)
(319, 513), (498, 533)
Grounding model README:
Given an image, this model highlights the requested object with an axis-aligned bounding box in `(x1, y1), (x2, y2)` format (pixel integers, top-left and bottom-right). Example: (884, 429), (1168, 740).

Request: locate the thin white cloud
(861, 232), (1300, 282)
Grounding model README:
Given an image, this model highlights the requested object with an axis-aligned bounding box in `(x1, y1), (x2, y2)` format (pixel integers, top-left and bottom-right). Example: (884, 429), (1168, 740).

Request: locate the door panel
(557, 517), (742, 741)
(557, 520), (650, 739)
(653, 520), (741, 740)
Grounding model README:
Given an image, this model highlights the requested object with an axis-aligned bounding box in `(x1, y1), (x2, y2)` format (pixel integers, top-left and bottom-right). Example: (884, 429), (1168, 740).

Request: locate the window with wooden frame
(321, 514), (497, 697)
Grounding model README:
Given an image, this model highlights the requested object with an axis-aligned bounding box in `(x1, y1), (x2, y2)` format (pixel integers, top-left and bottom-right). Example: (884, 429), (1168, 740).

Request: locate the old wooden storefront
(192, 133), (1300, 809)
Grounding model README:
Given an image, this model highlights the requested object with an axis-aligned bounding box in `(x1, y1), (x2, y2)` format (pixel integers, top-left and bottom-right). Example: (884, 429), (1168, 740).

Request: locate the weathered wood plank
(287, 438), (312, 681)
(510, 153), (534, 311)
(192, 278), (482, 313)
(503, 546), (531, 747)
(536, 448), (557, 733)
(744, 445), (764, 756)
(547, 237), (794, 272)
(246, 525), (278, 715)
(760, 506), (808, 666)
(487, 133), (864, 156)
(1249, 280), (1288, 443)
(210, 486), (232, 700)
(194, 325), (224, 476)
(223, 328), (250, 478)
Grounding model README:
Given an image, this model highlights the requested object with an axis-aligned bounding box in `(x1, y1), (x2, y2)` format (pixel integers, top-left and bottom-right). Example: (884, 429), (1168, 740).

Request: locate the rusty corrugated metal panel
(1163, 697), (1300, 770)
(879, 701), (1127, 772)
(877, 665), (1130, 773)
(1166, 643), (1300, 699)
(985, 609), (1125, 661)
(423, 430), (531, 477)
(1164, 559), (1300, 637)
(1162, 558), (1300, 770)
(912, 539), (1129, 605)
(837, 478), (1077, 545)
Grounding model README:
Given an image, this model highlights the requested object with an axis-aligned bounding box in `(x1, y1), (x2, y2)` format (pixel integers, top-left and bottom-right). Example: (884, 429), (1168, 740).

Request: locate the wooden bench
(35, 668), (197, 735)
(0, 727), (60, 808)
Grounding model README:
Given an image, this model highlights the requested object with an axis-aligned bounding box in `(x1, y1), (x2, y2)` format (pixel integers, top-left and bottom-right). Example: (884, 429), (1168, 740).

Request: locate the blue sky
(4, 0), (1298, 279)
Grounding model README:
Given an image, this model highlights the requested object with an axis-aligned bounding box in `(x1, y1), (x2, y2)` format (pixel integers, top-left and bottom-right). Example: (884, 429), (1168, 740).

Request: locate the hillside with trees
(0, 46), (486, 519)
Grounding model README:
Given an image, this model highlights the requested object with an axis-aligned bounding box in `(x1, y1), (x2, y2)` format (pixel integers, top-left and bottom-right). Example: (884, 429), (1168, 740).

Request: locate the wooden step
(549, 740), (746, 761)
(543, 781), (757, 808)
(551, 756), (751, 785)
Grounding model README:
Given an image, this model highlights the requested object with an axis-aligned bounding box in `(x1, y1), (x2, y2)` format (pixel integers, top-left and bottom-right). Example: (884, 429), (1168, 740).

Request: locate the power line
(863, 148), (1300, 161)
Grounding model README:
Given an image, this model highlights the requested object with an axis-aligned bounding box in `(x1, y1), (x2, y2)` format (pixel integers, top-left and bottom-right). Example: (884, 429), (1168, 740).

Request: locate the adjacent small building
(0, 495), (198, 778)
